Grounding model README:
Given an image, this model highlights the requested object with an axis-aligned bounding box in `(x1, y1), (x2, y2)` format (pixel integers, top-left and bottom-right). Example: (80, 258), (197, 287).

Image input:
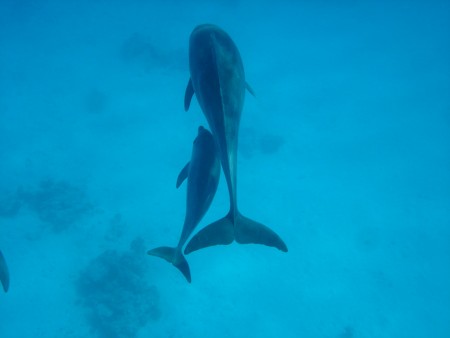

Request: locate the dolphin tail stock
(184, 215), (235, 255)
(147, 246), (191, 283)
(184, 212), (288, 254)
(0, 250), (9, 293)
(234, 213), (288, 252)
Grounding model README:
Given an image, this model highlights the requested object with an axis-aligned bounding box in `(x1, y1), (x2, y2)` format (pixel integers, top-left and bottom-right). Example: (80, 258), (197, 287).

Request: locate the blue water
(1, 0), (449, 337)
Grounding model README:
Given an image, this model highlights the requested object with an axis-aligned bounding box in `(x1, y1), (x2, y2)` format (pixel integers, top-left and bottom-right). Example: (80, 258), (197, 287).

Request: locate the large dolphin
(184, 24), (288, 254)
(0, 250), (9, 293)
(147, 126), (220, 282)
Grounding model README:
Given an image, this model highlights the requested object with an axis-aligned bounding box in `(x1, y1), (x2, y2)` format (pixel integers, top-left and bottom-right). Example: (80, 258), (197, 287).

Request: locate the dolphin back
(185, 212), (288, 254)
(0, 250), (10, 293)
(147, 246), (191, 283)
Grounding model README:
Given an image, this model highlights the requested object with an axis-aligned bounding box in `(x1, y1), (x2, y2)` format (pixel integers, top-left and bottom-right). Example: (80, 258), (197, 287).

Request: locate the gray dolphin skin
(184, 24), (288, 254)
(147, 126), (220, 282)
(0, 250), (9, 293)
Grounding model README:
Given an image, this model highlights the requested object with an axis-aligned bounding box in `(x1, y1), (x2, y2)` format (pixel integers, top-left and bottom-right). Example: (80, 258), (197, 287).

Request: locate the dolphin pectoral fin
(147, 246), (191, 283)
(184, 78), (195, 111)
(235, 214), (288, 252)
(176, 162), (190, 188)
(246, 82), (256, 97)
(184, 216), (235, 255)
(0, 250), (9, 293)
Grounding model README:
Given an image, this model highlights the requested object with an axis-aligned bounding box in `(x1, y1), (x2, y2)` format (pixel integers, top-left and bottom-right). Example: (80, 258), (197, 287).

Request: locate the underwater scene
(1, 0), (449, 337)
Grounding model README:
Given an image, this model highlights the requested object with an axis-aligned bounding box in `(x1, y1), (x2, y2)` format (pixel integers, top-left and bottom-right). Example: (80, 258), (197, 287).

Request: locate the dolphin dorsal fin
(184, 78), (195, 111)
(176, 162), (190, 188)
(246, 82), (256, 97)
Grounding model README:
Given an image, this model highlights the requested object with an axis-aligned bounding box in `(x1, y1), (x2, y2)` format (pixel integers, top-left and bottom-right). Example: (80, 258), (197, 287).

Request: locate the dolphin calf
(184, 24), (288, 254)
(0, 250), (9, 293)
(147, 126), (220, 282)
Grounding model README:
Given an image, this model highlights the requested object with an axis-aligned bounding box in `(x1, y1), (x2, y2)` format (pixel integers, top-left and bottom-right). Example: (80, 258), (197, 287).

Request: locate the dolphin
(147, 126), (220, 282)
(183, 24), (288, 254)
(0, 250), (9, 293)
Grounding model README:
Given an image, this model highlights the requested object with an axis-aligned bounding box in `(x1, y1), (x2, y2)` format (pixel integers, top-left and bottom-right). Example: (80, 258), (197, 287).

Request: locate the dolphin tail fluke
(0, 250), (9, 293)
(235, 213), (288, 252)
(147, 246), (191, 283)
(184, 216), (235, 255)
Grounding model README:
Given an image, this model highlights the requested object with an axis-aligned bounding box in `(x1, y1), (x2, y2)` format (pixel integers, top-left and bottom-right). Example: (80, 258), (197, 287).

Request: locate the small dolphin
(0, 250), (9, 293)
(147, 126), (220, 282)
(184, 24), (288, 254)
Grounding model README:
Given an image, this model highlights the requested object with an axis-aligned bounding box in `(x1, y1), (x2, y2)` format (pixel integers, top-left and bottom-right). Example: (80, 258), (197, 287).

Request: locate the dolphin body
(0, 250), (9, 293)
(147, 126), (220, 282)
(184, 24), (288, 254)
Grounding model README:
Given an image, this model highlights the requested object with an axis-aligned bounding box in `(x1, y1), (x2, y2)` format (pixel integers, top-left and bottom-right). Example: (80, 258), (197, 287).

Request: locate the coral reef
(120, 32), (184, 71)
(0, 189), (22, 218)
(259, 133), (285, 155)
(19, 179), (94, 233)
(239, 127), (285, 158)
(76, 237), (160, 338)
